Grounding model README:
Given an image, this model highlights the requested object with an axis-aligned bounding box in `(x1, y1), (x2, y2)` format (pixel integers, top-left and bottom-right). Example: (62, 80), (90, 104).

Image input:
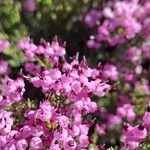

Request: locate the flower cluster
(0, 37), (112, 149)
(121, 106), (150, 150)
(85, 0), (150, 47)
(0, 0), (149, 149)
(85, 0), (150, 149)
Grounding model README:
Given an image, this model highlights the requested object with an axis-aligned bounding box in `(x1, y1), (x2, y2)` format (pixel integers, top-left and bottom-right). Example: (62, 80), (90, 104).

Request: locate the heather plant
(0, 0), (150, 149)
(0, 34), (149, 149)
(0, 37), (112, 149)
(84, 0), (150, 149)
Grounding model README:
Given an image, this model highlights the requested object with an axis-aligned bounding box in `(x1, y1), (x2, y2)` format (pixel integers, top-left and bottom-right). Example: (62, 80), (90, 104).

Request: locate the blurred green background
(0, 0), (103, 67)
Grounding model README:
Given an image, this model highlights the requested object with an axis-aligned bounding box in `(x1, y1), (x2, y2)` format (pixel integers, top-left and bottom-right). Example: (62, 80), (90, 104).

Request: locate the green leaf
(106, 146), (118, 150)
(139, 143), (150, 150)
(44, 0), (52, 7)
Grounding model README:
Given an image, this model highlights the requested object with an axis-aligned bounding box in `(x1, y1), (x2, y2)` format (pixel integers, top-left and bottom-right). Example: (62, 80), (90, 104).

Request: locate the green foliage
(0, 0), (27, 67)
(0, 0), (100, 67)
(139, 143), (150, 150)
(3, 44), (24, 67)
(27, 98), (38, 109)
(106, 146), (118, 150)
(0, 0), (27, 41)
(36, 56), (53, 69)
(132, 81), (150, 117)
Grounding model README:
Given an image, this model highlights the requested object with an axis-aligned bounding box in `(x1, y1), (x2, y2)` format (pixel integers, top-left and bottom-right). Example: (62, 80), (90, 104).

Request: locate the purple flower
(85, 10), (101, 28)
(23, 0), (36, 12)
(0, 39), (9, 52)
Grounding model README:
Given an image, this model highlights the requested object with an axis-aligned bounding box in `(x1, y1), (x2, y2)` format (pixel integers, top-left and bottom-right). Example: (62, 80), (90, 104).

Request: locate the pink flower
(125, 135), (140, 150)
(103, 7), (115, 19)
(0, 135), (7, 148)
(16, 139), (28, 150)
(2, 77), (25, 101)
(31, 126), (44, 137)
(17, 38), (37, 59)
(44, 46), (54, 56)
(122, 124), (148, 150)
(143, 108), (150, 128)
(0, 60), (10, 74)
(96, 124), (106, 135)
(19, 125), (33, 138)
(117, 104), (136, 122)
(49, 69), (62, 80)
(35, 101), (53, 121)
(108, 115), (122, 127)
(25, 63), (41, 75)
(49, 139), (61, 150)
(102, 63), (119, 81)
(68, 125), (80, 137)
(125, 47), (142, 64)
(0, 110), (13, 134)
(142, 18), (150, 38)
(85, 10), (101, 28)
(56, 115), (69, 128)
(72, 110), (82, 125)
(35, 45), (45, 54)
(94, 83), (110, 97)
(0, 96), (12, 107)
(79, 124), (89, 135)
(0, 39), (9, 52)
(87, 39), (101, 49)
(54, 128), (68, 141)
(29, 137), (43, 150)
(142, 43), (150, 60)
(125, 71), (135, 83)
(31, 76), (43, 88)
(64, 136), (77, 150)
(71, 81), (82, 94)
(130, 125), (147, 140)
(79, 134), (89, 148)
(23, 0), (36, 12)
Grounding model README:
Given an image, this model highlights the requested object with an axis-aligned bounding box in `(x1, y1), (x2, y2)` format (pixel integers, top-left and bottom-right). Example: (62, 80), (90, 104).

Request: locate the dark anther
(147, 106), (150, 112)
(68, 140), (74, 147)
(123, 124), (128, 131)
(138, 124), (144, 130)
